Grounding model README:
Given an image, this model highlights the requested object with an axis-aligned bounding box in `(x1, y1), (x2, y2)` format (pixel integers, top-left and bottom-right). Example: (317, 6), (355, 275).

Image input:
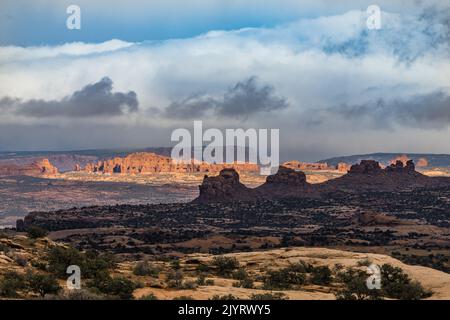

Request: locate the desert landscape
(1, 151), (450, 300)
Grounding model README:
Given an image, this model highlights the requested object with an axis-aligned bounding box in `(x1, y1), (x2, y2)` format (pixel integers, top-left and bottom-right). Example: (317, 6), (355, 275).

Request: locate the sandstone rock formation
(282, 160), (330, 171)
(194, 166), (313, 203)
(193, 159), (445, 203)
(195, 168), (254, 203)
(0, 158), (58, 177)
(80, 152), (259, 175)
(389, 154), (428, 168)
(337, 162), (351, 173)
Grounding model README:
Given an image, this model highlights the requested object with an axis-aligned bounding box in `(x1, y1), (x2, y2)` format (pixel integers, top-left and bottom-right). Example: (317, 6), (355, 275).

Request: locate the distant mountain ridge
(319, 153), (450, 167)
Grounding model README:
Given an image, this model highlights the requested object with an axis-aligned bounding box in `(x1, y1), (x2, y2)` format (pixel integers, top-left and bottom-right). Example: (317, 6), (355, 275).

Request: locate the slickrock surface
(132, 247), (450, 300)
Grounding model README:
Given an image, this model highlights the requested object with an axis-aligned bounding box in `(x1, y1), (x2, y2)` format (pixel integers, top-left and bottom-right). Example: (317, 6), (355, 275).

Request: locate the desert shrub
(0, 242), (10, 254)
(87, 272), (136, 300)
(196, 264), (210, 273)
(26, 271), (61, 297)
(231, 269), (254, 288)
(335, 268), (381, 300)
(211, 256), (240, 277)
(139, 293), (158, 300)
(133, 260), (159, 277)
(182, 280), (197, 290)
(31, 260), (48, 271)
(311, 266), (332, 285)
(12, 254), (28, 267)
(210, 294), (239, 300)
(196, 274), (206, 286)
(166, 270), (184, 288)
(173, 295), (194, 300)
(287, 260), (314, 273)
(0, 271), (26, 297)
(380, 264), (431, 300)
(250, 292), (287, 300)
(357, 259), (373, 267)
(43, 289), (105, 300)
(263, 267), (306, 290)
(26, 225), (48, 239)
(205, 279), (215, 286)
(170, 259), (181, 270)
(47, 246), (84, 277)
(47, 246), (114, 278)
(82, 250), (116, 277)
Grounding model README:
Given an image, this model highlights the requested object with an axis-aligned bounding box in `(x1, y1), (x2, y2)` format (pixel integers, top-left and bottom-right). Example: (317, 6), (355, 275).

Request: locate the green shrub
(210, 294), (238, 300)
(250, 292), (287, 300)
(196, 274), (206, 286)
(133, 260), (159, 277)
(166, 270), (184, 288)
(87, 271), (136, 300)
(47, 246), (115, 278)
(0, 271), (26, 297)
(211, 256), (240, 277)
(139, 293), (158, 300)
(335, 269), (381, 300)
(263, 267), (306, 290)
(205, 279), (215, 286)
(380, 264), (431, 300)
(173, 295), (194, 300)
(311, 266), (332, 285)
(26, 271), (61, 297)
(27, 226), (48, 239)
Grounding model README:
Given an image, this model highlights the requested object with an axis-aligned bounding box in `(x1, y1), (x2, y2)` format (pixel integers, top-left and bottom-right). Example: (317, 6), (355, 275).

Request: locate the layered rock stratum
(81, 152), (259, 174)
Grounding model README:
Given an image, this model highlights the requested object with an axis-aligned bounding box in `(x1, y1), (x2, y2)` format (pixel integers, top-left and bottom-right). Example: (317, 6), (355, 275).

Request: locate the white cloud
(0, 7), (449, 158)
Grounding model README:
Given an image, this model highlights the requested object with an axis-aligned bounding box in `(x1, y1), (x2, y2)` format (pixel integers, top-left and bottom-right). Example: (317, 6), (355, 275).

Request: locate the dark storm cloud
(163, 77), (288, 119)
(0, 77), (138, 118)
(327, 91), (450, 129)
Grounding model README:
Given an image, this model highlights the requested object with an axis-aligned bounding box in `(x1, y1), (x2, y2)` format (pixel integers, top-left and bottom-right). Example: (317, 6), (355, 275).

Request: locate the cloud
(163, 77), (288, 119)
(319, 91), (450, 129)
(0, 77), (138, 118)
(0, 5), (450, 159)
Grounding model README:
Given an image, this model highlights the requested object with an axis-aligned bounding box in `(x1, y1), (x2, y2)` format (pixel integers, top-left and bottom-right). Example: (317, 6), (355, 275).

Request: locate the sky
(0, 0), (450, 161)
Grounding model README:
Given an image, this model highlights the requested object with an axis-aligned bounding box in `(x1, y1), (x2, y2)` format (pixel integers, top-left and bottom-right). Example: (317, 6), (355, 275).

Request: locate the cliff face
(81, 152), (259, 174)
(0, 158), (58, 177)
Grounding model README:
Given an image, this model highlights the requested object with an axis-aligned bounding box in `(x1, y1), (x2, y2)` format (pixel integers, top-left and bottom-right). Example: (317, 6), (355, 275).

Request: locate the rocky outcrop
(348, 160), (383, 175)
(416, 158), (429, 167)
(193, 160), (446, 203)
(194, 169), (254, 203)
(0, 158), (58, 177)
(194, 166), (314, 203)
(337, 162), (351, 173)
(282, 160), (330, 171)
(389, 154), (428, 168)
(80, 152), (259, 175)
